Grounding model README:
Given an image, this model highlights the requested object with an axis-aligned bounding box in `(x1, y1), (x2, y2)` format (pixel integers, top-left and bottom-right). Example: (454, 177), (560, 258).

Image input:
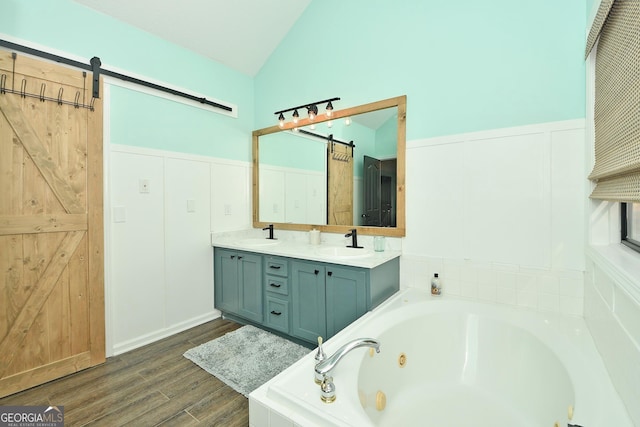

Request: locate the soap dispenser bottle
(431, 273), (441, 296)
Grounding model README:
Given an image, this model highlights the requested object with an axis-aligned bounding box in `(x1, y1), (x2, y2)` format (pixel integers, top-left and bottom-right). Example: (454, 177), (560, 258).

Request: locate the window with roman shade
(585, 0), (639, 202)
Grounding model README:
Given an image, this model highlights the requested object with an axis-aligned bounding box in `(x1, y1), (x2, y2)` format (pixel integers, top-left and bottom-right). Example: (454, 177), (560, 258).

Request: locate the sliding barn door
(327, 142), (353, 225)
(0, 50), (104, 397)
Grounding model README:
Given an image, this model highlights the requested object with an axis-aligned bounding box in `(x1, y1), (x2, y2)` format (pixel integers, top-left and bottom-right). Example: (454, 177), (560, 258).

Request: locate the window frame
(621, 202), (640, 253)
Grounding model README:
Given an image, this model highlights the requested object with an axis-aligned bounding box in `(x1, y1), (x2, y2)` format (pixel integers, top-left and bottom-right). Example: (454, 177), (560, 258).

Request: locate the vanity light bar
(275, 97), (340, 127)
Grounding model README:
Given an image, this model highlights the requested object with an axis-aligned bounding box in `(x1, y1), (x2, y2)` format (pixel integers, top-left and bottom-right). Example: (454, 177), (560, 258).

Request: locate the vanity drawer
(265, 257), (288, 277)
(265, 296), (289, 333)
(265, 275), (288, 296)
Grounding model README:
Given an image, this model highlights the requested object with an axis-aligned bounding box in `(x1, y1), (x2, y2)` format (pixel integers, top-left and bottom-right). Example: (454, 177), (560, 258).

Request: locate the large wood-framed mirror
(252, 95), (406, 237)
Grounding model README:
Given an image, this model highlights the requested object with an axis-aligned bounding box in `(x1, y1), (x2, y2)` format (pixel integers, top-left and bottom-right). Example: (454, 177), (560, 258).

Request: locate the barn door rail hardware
(0, 39), (233, 113)
(298, 128), (355, 149)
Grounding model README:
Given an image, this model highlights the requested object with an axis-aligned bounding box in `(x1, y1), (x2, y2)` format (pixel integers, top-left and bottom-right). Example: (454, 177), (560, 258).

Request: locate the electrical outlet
(139, 179), (150, 193)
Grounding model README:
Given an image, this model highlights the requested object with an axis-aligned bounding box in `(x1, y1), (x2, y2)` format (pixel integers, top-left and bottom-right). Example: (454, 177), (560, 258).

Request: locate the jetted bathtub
(249, 288), (632, 426)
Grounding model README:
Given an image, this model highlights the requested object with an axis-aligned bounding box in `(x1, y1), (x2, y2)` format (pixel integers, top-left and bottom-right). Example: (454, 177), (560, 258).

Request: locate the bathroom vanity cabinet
(214, 249), (263, 323)
(291, 260), (367, 342)
(213, 246), (399, 344)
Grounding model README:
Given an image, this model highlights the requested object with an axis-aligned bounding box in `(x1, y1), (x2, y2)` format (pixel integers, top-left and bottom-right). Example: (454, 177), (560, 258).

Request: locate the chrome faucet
(345, 228), (363, 248)
(314, 338), (380, 403)
(262, 224), (275, 239)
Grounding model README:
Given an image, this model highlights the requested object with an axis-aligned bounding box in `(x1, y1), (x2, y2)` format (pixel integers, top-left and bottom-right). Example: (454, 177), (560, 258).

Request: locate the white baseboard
(111, 310), (221, 356)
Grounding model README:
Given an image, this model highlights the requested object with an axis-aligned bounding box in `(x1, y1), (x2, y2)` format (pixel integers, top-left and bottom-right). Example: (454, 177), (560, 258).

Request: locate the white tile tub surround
(585, 246), (640, 425)
(400, 256), (584, 315)
(402, 119), (586, 315)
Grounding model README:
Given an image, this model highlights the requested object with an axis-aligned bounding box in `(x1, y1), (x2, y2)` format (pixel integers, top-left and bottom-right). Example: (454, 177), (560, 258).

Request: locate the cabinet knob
(230, 255), (235, 259)
(237, 256), (243, 259)
(314, 269), (319, 275)
(327, 271), (333, 276)
(270, 310), (282, 316)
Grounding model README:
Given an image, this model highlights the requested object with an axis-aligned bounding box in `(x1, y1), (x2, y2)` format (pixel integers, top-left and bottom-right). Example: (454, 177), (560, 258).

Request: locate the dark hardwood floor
(0, 318), (249, 426)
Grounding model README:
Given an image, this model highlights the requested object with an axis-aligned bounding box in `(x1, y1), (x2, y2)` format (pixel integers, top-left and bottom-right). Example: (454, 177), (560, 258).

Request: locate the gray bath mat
(183, 325), (310, 396)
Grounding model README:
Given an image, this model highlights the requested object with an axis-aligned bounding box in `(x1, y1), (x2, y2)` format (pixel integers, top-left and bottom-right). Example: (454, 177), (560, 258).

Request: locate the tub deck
(249, 288), (632, 427)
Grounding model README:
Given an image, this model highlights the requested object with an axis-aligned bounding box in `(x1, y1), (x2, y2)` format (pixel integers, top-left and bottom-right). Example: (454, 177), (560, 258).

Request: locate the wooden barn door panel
(0, 50), (104, 397)
(327, 143), (354, 225)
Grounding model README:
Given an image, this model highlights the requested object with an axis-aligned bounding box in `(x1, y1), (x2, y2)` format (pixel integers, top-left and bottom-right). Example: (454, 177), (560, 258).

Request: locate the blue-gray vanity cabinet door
(325, 266), (367, 337)
(214, 248), (263, 323)
(237, 253), (263, 323)
(291, 261), (326, 342)
(214, 249), (240, 313)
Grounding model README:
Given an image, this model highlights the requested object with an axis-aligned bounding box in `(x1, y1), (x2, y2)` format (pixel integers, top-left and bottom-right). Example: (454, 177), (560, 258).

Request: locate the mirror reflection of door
(363, 155), (397, 227)
(363, 155), (381, 226)
(327, 141), (354, 225)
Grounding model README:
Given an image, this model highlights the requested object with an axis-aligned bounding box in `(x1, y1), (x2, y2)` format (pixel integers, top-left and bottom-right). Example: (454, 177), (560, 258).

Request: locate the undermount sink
(237, 238), (282, 247)
(316, 246), (373, 259)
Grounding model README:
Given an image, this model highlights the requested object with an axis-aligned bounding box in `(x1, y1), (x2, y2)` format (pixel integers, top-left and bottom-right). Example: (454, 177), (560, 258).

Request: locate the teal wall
(376, 115), (399, 159)
(255, 0), (587, 140)
(587, 0), (599, 16)
(1, 0), (254, 160)
(2, 0), (587, 160)
(259, 131), (325, 171)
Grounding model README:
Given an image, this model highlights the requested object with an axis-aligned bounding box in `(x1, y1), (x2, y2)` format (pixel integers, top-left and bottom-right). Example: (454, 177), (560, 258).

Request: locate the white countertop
(211, 235), (401, 269)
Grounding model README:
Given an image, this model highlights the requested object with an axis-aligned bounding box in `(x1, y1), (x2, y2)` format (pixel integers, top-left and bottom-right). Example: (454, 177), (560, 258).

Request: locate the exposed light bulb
(327, 120), (333, 128)
(326, 101), (334, 117)
(345, 117), (352, 126)
(278, 112), (285, 128)
(292, 109), (299, 124)
(308, 104), (318, 121)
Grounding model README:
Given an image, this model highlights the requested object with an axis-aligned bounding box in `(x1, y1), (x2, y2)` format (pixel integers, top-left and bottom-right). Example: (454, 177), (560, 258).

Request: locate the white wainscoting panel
(210, 160), (252, 232)
(259, 164), (326, 224)
(165, 158), (214, 327)
(108, 145), (251, 354)
(110, 151), (166, 347)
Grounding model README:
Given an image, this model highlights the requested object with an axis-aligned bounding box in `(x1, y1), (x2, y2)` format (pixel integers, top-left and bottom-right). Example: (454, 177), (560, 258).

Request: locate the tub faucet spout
(315, 338), (380, 403)
(315, 338), (380, 376)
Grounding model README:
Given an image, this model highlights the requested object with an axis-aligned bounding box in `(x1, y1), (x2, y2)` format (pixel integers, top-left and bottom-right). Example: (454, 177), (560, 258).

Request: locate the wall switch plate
(187, 199), (196, 212)
(113, 206), (126, 223)
(139, 179), (150, 193)
(224, 204), (231, 215)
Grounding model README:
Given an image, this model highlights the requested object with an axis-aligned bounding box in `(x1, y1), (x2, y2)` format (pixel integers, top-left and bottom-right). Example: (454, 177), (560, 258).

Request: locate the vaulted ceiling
(72, 0), (311, 76)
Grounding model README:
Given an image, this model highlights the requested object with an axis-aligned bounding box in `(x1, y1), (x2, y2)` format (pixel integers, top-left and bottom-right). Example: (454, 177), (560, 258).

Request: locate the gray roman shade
(587, 0), (640, 202)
